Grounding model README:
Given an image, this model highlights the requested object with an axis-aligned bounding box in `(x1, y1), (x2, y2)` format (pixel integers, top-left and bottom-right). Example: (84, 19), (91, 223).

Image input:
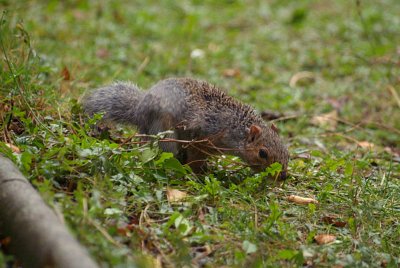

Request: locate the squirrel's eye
(258, 149), (268, 159)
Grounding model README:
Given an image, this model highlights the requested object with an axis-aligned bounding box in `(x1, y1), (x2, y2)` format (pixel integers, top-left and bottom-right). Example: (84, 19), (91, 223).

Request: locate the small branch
(387, 85), (400, 109)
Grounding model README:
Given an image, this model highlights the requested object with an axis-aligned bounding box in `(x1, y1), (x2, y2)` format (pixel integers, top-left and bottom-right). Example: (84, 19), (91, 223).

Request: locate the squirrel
(83, 78), (289, 179)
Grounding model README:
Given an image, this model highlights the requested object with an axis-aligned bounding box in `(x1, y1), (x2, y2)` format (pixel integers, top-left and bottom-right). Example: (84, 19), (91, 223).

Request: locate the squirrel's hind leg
(140, 112), (181, 156)
(184, 147), (208, 174)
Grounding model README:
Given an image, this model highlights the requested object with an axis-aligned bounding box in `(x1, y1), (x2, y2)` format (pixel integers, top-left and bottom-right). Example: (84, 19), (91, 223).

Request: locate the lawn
(1, 0), (399, 267)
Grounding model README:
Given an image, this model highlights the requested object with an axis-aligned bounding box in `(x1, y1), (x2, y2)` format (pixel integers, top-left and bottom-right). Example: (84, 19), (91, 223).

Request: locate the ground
(0, 0), (399, 267)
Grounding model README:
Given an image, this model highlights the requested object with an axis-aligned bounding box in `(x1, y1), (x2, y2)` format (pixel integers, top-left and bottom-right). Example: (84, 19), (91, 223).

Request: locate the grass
(1, 0), (399, 267)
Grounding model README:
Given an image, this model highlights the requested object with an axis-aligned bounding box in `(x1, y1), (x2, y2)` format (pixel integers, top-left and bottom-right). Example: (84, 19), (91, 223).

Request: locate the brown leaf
(384, 147), (400, 162)
(198, 207), (206, 222)
(223, 68), (241, 78)
(294, 152), (311, 160)
(116, 225), (131, 237)
(289, 71), (315, 87)
(314, 234), (336, 245)
(61, 66), (71, 81)
(357, 141), (375, 149)
(321, 215), (347, 228)
(5, 143), (21, 154)
(166, 188), (188, 203)
(311, 110), (338, 131)
(287, 195), (318, 205)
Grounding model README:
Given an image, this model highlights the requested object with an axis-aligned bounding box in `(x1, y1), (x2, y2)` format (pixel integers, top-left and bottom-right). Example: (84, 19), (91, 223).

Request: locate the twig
(387, 85), (400, 109)
(87, 218), (123, 248)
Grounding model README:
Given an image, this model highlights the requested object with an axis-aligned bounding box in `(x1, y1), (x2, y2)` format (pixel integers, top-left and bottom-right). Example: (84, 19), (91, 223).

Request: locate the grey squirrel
(83, 78), (289, 178)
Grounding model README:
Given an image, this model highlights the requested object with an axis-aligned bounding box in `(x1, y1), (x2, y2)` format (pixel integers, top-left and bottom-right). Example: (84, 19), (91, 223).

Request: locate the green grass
(1, 0), (399, 267)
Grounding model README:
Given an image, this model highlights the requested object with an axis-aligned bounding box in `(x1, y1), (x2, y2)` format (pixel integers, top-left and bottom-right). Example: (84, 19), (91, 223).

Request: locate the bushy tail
(83, 82), (144, 125)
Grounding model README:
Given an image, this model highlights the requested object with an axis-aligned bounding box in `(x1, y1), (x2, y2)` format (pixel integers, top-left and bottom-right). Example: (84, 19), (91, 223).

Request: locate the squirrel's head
(241, 124), (289, 179)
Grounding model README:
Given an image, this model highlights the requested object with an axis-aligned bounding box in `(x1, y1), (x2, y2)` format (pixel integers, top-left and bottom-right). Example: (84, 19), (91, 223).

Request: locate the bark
(0, 155), (98, 268)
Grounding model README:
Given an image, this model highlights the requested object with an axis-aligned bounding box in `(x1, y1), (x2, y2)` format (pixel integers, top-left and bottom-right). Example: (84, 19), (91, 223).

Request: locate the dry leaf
(223, 68), (241, 78)
(288, 195), (318, 205)
(321, 215), (347, 228)
(311, 110), (338, 131)
(295, 152), (311, 160)
(61, 66), (71, 81)
(357, 141), (375, 149)
(289, 71), (315, 87)
(314, 234), (336, 245)
(166, 188), (188, 203)
(384, 147), (400, 162)
(198, 207), (206, 222)
(5, 143), (21, 154)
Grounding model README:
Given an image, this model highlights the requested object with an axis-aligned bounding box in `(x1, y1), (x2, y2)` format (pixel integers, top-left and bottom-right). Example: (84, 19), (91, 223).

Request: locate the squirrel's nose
(279, 171), (287, 180)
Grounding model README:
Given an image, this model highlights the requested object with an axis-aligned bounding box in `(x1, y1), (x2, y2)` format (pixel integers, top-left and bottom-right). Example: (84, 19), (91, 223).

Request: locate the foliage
(1, 0), (399, 267)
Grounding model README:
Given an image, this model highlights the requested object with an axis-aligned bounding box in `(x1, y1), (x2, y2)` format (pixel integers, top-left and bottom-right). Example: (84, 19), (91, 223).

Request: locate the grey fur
(83, 78), (289, 177)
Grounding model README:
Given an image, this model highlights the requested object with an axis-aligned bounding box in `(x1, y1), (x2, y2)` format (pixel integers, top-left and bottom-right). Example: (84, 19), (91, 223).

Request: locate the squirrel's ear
(246, 125), (262, 143)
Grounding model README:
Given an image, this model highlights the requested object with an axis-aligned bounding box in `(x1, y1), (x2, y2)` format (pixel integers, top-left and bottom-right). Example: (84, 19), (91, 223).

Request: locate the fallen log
(0, 155), (98, 268)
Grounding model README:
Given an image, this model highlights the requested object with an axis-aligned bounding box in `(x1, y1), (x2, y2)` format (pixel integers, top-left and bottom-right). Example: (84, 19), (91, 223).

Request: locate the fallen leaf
(166, 188), (188, 203)
(198, 207), (206, 222)
(357, 141), (375, 149)
(223, 68), (241, 78)
(314, 234), (336, 245)
(116, 225), (131, 237)
(61, 66), (71, 81)
(289, 71), (315, 87)
(384, 147), (400, 162)
(321, 215), (347, 228)
(311, 110), (338, 131)
(288, 195), (318, 205)
(5, 143), (21, 154)
(294, 152), (311, 160)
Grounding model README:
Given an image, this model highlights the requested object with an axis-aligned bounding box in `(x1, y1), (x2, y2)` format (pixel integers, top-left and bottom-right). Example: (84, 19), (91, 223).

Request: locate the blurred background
(1, 1), (399, 266)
